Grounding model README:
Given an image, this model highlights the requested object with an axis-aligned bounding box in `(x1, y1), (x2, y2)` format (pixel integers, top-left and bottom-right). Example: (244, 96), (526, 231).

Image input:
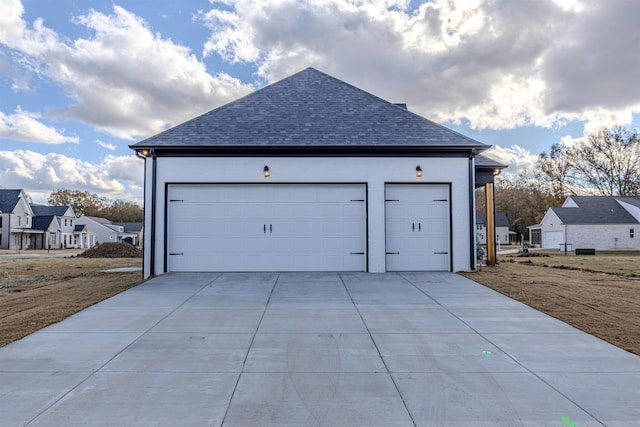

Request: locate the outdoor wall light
(135, 149), (151, 159)
(263, 165), (270, 177)
(493, 168), (501, 176)
(416, 165), (423, 177)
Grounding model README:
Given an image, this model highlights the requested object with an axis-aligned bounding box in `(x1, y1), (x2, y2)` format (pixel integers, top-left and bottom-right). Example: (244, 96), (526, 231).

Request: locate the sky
(1, 0), (639, 204)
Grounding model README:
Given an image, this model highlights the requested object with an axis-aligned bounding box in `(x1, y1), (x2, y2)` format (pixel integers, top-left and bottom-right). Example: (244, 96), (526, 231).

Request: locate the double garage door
(167, 183), (450, 272)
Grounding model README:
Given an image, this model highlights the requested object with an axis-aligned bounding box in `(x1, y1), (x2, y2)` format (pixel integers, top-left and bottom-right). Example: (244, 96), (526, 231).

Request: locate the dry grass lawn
(0, 256), (143, 347)
(461, 250), (640, 356)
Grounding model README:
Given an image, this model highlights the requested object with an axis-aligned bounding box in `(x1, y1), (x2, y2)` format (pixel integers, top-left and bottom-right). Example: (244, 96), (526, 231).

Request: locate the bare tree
(564, 127), (640, 196)
(535, 143), (575, 199)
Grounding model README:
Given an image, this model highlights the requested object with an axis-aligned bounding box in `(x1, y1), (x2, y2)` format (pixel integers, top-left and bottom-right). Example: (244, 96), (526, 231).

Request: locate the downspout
(468, 149), (477, 271)
(136, 148), (155, 278)
(150, 151), (157, 277)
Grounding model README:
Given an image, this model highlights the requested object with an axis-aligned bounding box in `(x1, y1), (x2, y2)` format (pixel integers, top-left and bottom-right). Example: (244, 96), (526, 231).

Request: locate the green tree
(98, 200), (143, 222)
(48, 189), (107, 217)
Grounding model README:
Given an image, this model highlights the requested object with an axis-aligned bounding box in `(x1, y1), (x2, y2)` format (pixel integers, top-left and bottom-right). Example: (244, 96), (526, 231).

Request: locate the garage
(543, 230), (564, 250)
(385, 184), (451, 271)
(167, 183), (367, 272)
(133, 68), (492, 277)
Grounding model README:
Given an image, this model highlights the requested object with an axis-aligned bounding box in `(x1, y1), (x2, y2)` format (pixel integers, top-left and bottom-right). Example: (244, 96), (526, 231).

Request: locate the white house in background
(529, 196), (640, 250)
(130, 68), (499, 278)
(475, 212), (514, 245)
(76, 216), (122, 244)
(113, 222), (144, 246)
(30, 205), (80, 249)
(0, 189), (35, 250)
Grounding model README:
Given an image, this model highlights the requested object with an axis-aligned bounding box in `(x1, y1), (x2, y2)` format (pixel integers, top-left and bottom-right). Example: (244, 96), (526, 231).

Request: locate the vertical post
(484, 183), (496, 266)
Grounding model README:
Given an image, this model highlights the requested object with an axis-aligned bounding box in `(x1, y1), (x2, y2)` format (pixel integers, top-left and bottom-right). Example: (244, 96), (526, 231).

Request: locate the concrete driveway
(1, 272), (639, 426)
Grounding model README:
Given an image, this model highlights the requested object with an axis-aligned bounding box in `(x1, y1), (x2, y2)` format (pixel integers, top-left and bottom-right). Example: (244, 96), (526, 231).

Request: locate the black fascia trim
(141, 146), (484, 158)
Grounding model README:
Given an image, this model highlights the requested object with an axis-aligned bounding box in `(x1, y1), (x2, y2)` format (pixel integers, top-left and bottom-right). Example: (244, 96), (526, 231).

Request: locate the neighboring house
(30, 215), (61, 249)
(0, 189), (35, 250)
(75, 216), (120, 245)
(529, 196), (640, 250)
(476, 212), (514, 245)
(113, 222), (144, 246)
(131, 68), (499, 277)
(73, 224), (94, 248)
(30, 205), (79, 249)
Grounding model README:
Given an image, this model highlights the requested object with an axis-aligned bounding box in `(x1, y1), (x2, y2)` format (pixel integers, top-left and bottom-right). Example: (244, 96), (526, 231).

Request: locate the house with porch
(0, 189), (35, 250)
(30, 205), (79, 249)
(529, 196), (640, 250)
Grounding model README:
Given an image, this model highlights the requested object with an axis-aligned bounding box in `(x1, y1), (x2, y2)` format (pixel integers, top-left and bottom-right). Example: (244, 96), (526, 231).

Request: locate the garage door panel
(167, 184), (366, 272)
(385, 184), (451, 271)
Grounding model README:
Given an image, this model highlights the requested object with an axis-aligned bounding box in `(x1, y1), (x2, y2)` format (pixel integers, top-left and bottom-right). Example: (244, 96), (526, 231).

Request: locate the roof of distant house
(0, 189), (24, 213)
(31, 215), (57, 231)
(30, 204), (73, 217)
(476, 212), (510, 227)
(551, 196), (640, 224)
(113, 222), (143, 232)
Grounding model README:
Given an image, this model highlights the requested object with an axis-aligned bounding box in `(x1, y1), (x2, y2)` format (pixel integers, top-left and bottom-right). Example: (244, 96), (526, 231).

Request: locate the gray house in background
(30, 205), (80, 248)
(0, 189), (34, 250)
(476, 212), (514, 245)
(529, 196), (640, 250)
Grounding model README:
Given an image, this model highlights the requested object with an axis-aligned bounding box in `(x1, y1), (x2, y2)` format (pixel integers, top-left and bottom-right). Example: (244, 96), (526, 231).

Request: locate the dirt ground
(1, 249), (639, 356)
(0, 256), (143, 348)
(461, 250), (640, 356)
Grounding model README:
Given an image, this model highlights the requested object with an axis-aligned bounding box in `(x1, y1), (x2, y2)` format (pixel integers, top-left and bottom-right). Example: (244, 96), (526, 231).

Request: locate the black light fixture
(416, 165), (423, 177)
(263, 165), (270, 177)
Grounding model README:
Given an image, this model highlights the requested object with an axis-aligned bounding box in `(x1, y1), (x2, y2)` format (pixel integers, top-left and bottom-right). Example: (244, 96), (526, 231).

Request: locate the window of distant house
(17, 216), (21, 226)
(0, 216), (3, 227)
(64, 219), (68, 226)
(476, 225), (483, 230)
(0, 234), (2, 245)
(631, 229), (635, 239)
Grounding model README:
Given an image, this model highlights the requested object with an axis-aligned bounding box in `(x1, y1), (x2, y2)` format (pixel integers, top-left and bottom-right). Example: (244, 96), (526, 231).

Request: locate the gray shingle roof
(31, 215), (56, 231)
(0, 189), (23, 213)
(552, 196), (640, 224)
(131, 68), (489, 151)
(30, 205), (72, 217)
(475, 154), (508, 169)
(113, 222), (143, 232)
(476, 212), (510, 227)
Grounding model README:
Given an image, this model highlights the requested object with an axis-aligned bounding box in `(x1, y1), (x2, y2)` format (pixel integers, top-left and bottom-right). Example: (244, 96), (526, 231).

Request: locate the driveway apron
(1, 272), (639, 426)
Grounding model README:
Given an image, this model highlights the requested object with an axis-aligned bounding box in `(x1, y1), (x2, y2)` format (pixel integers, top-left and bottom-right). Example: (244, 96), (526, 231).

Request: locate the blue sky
(1, 0), (639, 203)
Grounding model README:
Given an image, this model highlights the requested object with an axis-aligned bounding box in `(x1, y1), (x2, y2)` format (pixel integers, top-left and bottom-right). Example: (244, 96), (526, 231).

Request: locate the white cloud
(0, 150), (143, 203)
(481, 145), (538, 176)
(201, 0), (640, 134)
(97, 140), (116, 151)
(0, 107), (79, 144)
(0, 4), (254, 140)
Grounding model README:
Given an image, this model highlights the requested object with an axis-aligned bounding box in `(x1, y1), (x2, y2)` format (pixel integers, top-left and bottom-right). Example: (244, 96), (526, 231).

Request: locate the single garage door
(385, 184), (451, 271)
(543, 231), (564, 249)
(167, 184), (366, 272)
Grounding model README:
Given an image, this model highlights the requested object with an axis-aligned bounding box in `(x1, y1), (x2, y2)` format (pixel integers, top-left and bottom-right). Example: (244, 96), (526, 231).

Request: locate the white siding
(143, 156), (474, 277)
(566, 224), (640, 250)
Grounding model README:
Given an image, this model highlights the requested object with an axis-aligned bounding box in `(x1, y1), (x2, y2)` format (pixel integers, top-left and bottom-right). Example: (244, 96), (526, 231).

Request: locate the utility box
(575, 248), (596, 256)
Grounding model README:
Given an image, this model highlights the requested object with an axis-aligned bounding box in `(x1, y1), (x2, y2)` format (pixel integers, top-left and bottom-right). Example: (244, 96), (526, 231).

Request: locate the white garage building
(131, 68), (492, 278)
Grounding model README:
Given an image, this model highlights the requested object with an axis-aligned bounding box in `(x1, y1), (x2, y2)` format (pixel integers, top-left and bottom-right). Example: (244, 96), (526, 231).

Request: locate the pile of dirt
(77, 242), (142, 258)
